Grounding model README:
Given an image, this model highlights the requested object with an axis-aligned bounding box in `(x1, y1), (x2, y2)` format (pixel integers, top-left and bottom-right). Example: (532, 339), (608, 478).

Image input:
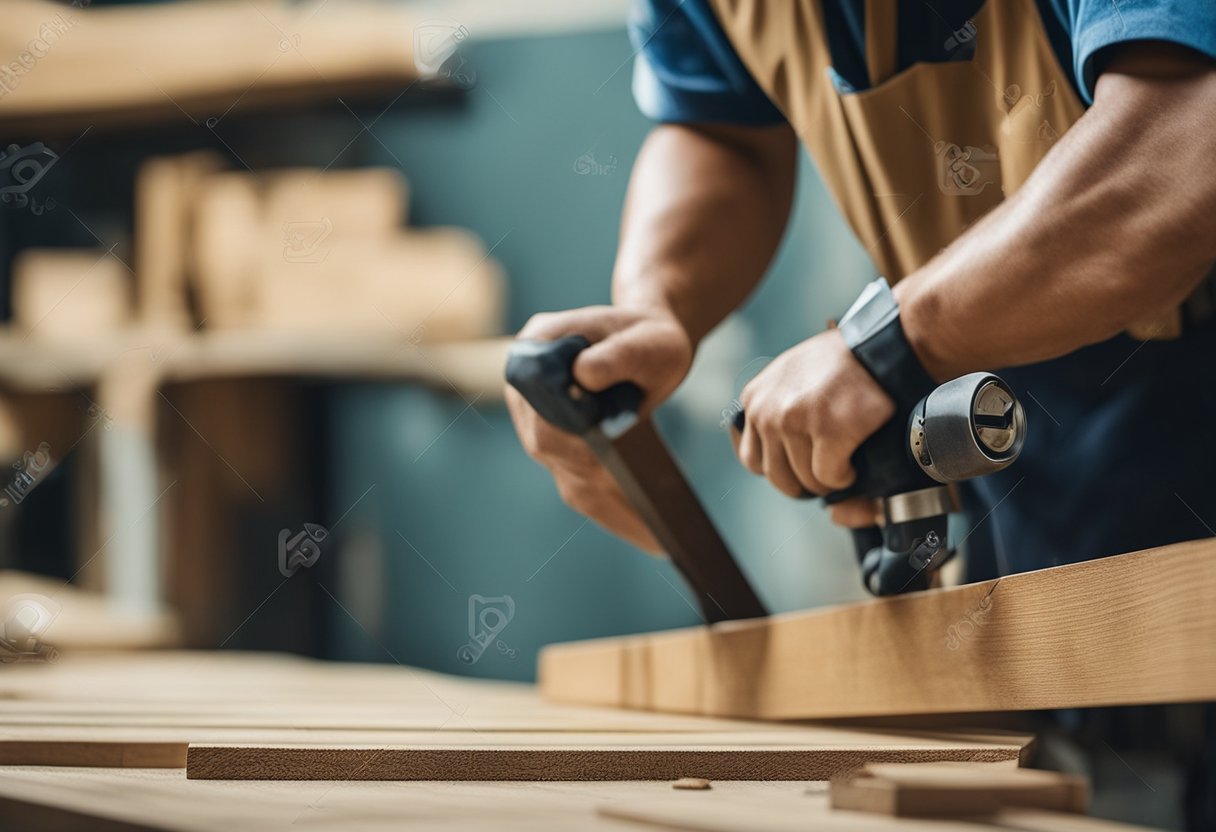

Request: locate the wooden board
(0, 767), (1149, 832)
(540, 539), (1216, 719)
(830, 762), (1087, 817)
(0, 651), (1029, 774)
(184, 731), (1025, 781)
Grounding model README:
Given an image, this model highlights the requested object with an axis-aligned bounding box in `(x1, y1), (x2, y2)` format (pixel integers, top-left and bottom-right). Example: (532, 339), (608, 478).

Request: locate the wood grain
(540, 539), (1216, 719)
(184, 732), (1025, 781)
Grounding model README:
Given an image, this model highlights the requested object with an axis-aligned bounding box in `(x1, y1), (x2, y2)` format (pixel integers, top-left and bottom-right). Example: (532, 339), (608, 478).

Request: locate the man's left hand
(732, 329), (893, 521)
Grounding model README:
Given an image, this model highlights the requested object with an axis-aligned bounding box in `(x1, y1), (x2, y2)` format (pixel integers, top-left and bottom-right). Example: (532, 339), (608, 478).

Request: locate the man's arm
(611, 122), (797, 345)
(737, 43), (1214, 518)
(508, 122), (797, 551)
(898, 43), (1216, 379)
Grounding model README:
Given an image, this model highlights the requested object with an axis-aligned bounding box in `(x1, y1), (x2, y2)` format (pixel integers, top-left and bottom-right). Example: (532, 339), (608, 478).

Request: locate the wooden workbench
(0, 649), (1151, 831)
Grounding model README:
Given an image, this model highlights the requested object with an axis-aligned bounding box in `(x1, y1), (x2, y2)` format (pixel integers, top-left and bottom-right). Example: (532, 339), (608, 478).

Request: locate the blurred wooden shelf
(0, 0), (425, 134)
(0, 330), (511, 401)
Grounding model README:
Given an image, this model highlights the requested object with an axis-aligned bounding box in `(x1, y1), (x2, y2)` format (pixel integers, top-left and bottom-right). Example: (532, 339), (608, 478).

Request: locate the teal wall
(328, 29), (879, 680)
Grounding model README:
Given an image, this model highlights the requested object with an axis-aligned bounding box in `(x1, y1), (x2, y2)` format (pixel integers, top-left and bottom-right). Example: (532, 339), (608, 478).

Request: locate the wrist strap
(838, 278), (937, 408)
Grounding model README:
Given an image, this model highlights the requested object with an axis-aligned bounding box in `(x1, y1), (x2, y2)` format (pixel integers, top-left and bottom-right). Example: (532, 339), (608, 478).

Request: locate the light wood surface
(0, 768), (1154, 832)
(540, 538), (1216, 719)
(0, 651), (1029, 775)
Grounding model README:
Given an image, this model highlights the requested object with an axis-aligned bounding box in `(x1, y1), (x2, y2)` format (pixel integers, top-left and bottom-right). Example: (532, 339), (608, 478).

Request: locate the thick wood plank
(540, 539), (1216, 719)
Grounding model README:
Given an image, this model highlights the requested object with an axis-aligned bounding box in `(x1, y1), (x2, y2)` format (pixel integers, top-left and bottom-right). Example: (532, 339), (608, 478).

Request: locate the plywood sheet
(540, 539), (1216, 719)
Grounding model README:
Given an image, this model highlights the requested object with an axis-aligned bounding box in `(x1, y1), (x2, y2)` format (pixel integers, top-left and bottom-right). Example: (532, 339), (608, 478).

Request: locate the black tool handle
(731, 404), (934, 504)
(506, 336), (644, 434)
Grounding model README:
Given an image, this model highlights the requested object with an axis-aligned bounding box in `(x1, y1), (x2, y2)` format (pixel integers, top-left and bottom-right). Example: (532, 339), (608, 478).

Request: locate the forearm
(613, 122), (798, 347)
(897, 44), (1216, 380)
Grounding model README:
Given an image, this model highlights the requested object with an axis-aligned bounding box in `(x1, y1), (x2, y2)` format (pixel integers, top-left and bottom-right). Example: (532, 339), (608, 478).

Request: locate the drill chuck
(909, 372), (1025, 484)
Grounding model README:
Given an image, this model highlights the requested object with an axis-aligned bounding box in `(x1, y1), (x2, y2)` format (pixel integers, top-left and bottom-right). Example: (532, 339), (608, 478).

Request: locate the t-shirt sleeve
(628, 0), (786, 125)
(1069, 0), (1216, 103)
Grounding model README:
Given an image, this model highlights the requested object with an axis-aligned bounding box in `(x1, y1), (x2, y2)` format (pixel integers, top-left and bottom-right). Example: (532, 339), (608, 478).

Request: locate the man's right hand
(505, 305), (693, 554)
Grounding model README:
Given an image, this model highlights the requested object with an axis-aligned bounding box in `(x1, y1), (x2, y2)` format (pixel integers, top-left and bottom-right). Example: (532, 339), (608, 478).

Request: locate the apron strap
(864, 0), (898, 86)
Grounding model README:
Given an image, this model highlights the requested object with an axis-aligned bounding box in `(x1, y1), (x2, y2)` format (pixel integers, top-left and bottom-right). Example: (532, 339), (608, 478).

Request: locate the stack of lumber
(11, 154), (505, 345)
(0, 650), (1161, 830)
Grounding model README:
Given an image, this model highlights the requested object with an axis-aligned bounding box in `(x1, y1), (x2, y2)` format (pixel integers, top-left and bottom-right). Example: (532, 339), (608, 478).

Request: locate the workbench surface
(0, 651), (1144, 831)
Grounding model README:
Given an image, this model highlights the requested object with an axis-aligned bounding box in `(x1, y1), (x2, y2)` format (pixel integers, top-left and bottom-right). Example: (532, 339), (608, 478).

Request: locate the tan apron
(707, 0), (1178, 339)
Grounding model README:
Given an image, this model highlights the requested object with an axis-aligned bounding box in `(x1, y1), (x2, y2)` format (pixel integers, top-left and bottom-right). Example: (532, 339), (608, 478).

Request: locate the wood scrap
(540, 538), (1216, 719)
(830, 762), (1087, 817)
(10, 249), (131, 340)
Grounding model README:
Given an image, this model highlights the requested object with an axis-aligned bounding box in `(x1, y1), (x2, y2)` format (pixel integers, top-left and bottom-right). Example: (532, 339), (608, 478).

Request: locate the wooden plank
(540, 539), (1216, 719)
(829, 762), (1087, 817)
(0, 651), (1030, 772)
(185, 729), (1027, 781)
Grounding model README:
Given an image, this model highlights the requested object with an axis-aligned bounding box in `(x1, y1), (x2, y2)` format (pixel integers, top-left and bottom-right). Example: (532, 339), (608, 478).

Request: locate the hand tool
(506, 336), (768, 623)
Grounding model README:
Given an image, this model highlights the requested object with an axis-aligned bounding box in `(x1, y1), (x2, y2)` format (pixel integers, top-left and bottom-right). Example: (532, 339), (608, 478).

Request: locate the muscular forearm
(613, 122), (798, 346)
(897, 44), (1216, 380)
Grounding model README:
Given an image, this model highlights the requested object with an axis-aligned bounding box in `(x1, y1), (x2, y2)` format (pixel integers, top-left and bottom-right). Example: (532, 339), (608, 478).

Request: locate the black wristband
(850, 313), (938, 409)
(837, 278), (937, 409)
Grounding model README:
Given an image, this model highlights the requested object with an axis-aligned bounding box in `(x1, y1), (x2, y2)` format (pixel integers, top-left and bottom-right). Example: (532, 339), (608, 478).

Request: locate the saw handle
(506, 336), (644, 435)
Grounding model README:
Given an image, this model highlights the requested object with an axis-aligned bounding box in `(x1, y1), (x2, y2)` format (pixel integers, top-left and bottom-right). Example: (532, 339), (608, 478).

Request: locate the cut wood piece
(185, 729), (1027, 781)
(10, 249), (132, 340)
(830, 762), (1087, 817)
(540, 539), (1216, 719)
(134, 152), (225, 328)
